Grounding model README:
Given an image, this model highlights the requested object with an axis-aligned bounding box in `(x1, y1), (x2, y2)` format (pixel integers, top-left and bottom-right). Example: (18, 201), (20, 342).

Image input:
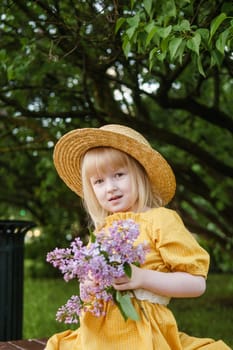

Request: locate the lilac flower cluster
(46, 219), (149, 324)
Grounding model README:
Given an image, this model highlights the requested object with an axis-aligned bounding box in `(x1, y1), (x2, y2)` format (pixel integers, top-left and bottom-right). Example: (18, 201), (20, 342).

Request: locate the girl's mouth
(109, 195), (122, 202)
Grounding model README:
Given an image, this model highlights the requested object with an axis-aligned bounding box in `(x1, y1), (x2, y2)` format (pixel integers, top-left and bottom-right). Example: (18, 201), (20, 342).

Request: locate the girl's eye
(115, 172), (124, 178)
(93, 178), (103, 185)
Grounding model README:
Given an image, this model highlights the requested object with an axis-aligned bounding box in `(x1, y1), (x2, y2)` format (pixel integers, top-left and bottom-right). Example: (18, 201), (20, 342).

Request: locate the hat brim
(53, 128), (176, 205)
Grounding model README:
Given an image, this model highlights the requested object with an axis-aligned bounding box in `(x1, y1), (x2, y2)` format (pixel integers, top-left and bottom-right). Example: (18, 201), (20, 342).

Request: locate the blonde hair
(81, 147), (162, 228)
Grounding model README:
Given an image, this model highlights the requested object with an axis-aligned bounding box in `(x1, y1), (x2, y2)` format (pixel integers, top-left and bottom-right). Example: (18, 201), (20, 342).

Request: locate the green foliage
(116, 1), (233, 75)
(170, 274), (233, 348)
(23, 278), (78, 338)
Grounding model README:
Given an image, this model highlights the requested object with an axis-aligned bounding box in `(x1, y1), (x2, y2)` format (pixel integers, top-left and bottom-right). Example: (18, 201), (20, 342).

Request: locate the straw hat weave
(53, 124), (176, 205)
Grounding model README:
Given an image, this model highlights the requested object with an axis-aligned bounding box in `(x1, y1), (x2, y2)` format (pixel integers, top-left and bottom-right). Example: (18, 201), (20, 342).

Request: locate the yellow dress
(45, 208), (231, 350)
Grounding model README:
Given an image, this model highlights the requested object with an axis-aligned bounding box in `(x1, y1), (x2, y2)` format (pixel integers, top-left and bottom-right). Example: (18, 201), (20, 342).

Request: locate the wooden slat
(0, 338), (47, 350)
(0, 343), (16, 350)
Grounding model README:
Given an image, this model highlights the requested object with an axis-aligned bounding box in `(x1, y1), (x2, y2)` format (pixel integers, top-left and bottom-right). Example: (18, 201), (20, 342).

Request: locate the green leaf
(145, 21), (155, 33)
(176, 40), (186, 64)
(115, 18), (125, 34)
(116, 291), (140, 321)
(126, 13), (140, 27)
(157, 52), (166, 62)
(157, 25), (172, 39)
(197, 56), (206, 77)
(149, 45), (167, 69)
(173, 19), (190, 32)
(123, 262), (132, 278)
(161, 36), (169, 53)
(90, 231), (96, 243)
(210, 49), (224, 68)
(122, 37), (131, 57)
(149, 47), (158, 70)
(186, 32), (201, 55)
(130, 0), (135, 9)
(196, 28), (210, 46)
(160, 0), (176, 18)
(7, 65), (15, 80)
(143, 0), (152, 16)
(145, 26), (158, 47)
(169, 37), (183, 60)
(126, 26), (137, 40)
(209, 13), (227, 42)
(216, 28), (230, 54)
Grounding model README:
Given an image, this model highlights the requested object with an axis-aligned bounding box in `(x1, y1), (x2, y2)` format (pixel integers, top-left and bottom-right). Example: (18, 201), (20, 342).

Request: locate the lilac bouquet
(46, 219), (149, 324)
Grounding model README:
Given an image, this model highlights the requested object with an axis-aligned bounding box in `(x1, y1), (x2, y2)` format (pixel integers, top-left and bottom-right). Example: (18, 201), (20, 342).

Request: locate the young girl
(46, 124), (231, 350)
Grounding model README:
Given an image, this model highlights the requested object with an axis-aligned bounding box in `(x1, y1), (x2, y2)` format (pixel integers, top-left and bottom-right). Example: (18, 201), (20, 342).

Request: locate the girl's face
(90, 165), (138, 213)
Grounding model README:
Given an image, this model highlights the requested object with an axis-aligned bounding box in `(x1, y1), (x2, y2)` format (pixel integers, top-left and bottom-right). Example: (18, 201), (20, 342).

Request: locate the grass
(169, 274), (233, 347)
(23, 273), (233, 348)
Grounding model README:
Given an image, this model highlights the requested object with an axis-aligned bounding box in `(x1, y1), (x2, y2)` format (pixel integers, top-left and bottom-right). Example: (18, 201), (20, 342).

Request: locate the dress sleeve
(155, 208), (210, 278)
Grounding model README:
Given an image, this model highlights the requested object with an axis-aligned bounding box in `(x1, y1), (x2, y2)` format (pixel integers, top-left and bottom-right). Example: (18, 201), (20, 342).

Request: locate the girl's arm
(113, 264), (206, 298)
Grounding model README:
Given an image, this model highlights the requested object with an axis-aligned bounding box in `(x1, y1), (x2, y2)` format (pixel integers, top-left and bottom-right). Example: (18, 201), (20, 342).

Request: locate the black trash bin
(0, 220), (36, 341)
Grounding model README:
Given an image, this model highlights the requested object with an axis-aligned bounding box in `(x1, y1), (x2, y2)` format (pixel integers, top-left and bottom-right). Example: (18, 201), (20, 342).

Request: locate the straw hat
(53, 124), (176, 205)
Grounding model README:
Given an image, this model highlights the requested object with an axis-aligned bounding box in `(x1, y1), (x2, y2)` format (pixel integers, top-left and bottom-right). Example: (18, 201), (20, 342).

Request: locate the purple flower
(56, 295), (82, 324)
(46, 219), (149, 323)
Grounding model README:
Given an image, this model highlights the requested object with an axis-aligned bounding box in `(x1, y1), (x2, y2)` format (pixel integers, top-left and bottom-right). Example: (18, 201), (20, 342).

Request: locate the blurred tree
(0, 0), (232, 271)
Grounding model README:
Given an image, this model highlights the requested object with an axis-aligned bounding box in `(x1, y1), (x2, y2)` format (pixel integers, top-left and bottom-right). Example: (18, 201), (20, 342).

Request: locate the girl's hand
(113, 264), (144, 291)
(113, 266), (206, 298)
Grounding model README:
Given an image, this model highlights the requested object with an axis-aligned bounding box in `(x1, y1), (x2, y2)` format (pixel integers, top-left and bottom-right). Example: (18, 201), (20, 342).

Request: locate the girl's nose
(106, 179), (117, 192)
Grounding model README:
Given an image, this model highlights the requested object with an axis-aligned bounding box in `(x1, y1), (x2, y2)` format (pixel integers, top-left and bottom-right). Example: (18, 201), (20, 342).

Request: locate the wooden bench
(0, 338), (47, 350)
